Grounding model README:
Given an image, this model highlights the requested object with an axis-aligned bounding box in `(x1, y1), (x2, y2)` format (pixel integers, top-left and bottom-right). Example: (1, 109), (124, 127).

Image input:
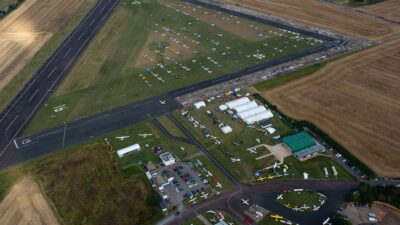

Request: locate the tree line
(0, 0), (26, 19)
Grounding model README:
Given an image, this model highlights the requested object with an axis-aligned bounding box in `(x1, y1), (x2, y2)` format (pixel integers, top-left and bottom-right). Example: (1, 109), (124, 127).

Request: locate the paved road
(167, 114), (240, 185)
(0, 0), (121, 157)
(164, 180), (358, 225)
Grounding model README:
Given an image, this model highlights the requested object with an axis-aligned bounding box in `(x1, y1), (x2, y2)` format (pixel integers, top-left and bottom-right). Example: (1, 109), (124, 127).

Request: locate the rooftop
(282, 132), (316, 153)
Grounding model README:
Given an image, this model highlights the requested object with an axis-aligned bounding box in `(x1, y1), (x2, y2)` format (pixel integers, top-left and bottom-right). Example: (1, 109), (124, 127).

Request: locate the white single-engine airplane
(115, 136), (129, 140)
(138, 133), (153, 138)
(241, 198), (250, 206)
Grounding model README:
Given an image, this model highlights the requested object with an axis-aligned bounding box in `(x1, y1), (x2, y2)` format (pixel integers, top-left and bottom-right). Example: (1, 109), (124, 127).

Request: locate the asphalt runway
(0, 94), (180, 169)
(0, 0), (121, 158)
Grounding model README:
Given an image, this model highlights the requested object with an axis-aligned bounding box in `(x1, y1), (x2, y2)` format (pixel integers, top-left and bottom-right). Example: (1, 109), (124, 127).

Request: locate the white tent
(218, 104), (228, 111)
(266, 127), (276, 135)
(221, 125), (232, 134)
(193, 101), (206, 109)
(225, 97), (250, 109)
(237, 105), (267, 119)
(117, 143), (141, 157)
(243, 110), (273, 124)
(233, 100), (258, 113)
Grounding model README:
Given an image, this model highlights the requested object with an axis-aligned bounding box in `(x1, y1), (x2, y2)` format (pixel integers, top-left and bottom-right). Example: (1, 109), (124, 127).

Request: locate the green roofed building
(282, 132), (316, 153)
(283, 132), (325, 159)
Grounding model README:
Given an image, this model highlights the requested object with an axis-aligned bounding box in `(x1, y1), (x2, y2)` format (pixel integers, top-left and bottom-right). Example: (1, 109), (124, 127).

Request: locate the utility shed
(117, 143), (141, 157)
(282, 132), (316, 153)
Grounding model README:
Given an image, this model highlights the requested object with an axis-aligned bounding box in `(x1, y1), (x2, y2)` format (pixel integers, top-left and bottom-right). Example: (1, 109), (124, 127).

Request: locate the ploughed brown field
(0, 0), (86, 91)
(0, 177), (60, 225)
(219, 0), (399, 40)
(262, 39), (400, 177)
(360, 0), (400, 22)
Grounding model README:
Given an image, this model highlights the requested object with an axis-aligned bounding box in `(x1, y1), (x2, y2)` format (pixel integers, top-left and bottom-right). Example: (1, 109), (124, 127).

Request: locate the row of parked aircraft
(115, 133), (153, 140)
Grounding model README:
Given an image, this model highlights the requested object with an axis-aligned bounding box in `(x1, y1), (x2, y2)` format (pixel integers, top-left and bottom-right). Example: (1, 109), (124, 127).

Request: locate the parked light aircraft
(255, 211), (263, 218)
(271, 215), (283, 221)
(230, 158), (241, 163)
(201, 192), (209, 199)
(257, 176), (267, 182)
(138, 133), (153, 138)
(115, 136), (129, 140)
(241, 198), (250, 206)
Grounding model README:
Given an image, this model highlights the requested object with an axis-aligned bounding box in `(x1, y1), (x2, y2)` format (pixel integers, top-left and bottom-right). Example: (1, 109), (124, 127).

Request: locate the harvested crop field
(0, 0), (87, 91)
(373, 202), (400, 225)
(0, 177), (60, 225)
(220, 0), (399, 40)
(360, 0), (400, 22)
(262, 39), (400, 177)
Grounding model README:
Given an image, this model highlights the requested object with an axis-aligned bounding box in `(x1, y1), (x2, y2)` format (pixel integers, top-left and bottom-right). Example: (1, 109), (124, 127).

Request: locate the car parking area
(153, 161), (210, 208)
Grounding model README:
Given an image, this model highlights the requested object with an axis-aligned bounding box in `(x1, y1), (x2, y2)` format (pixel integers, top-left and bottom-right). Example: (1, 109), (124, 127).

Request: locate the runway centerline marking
(77, 32), (85, 41)
(28, 89), (40, 102)
(6, 115), (19, 131)
(64, 48), (72, 57)
(46, 67), (58, 78)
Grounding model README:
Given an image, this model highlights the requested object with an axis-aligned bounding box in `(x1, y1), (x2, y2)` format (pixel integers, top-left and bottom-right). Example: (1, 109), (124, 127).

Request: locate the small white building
(160, 152), (176, 166)
(225, 97), (250, 109)
(117, 143), (141, 157)
(221, 125), (232, 134)
(193, 101), (206, 109)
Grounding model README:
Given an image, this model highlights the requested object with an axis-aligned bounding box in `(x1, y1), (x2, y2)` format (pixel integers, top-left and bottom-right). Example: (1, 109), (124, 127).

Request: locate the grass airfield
(26, 0), (325, 134)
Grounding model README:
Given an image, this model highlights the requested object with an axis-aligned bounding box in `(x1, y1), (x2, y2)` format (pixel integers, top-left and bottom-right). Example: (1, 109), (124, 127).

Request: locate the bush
(0, 0), (26, 19)
(347, 183), (400, 208)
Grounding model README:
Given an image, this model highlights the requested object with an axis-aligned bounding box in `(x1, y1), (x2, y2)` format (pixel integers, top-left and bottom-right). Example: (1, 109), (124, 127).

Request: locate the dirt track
(0, 0), (86, 91)
(219, 0), (399, 40)
(0, 177), (60, 225)
(262, 39), (400, 177)
(360, 0), (400, 22)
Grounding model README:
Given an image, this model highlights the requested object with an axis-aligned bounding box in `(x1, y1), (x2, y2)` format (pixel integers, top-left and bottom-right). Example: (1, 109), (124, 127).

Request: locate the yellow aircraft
(270, 214), (283, 221)
(268, 175), (275, 179)
(257, 176), (267, 182)
(283, 164), (289, 170)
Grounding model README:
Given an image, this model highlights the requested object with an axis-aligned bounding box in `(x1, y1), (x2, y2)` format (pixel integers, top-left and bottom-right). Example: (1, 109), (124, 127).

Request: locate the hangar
(117, 143), (141, 157)
(282, 132), (324, 159)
